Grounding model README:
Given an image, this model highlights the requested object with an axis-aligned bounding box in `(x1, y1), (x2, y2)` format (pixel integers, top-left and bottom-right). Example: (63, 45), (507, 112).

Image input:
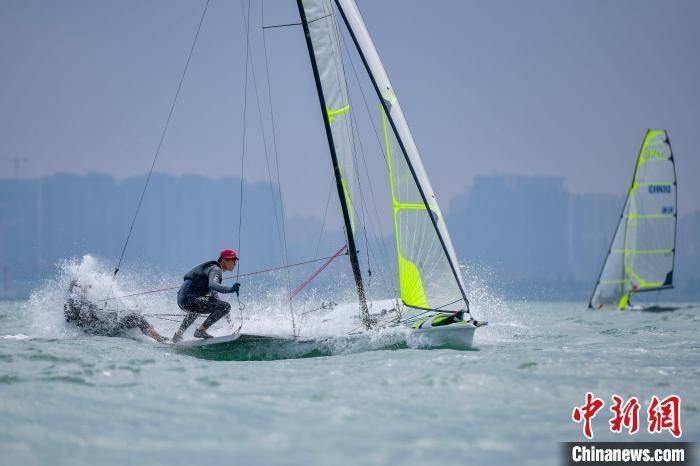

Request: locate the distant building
(447, 174), (699, 299)
(1, 173), (699, 299)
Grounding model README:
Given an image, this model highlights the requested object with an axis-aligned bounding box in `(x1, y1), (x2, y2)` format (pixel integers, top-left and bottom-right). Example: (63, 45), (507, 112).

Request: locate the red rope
(289, 245), (348, 300)
(109, 248), (348, 301)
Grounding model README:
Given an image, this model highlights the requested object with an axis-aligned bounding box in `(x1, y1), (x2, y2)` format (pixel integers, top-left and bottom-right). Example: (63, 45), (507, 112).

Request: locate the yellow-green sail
(589, 130), (676, 309)
(302, 0), (470, 316)
(383, 109), (464, 311)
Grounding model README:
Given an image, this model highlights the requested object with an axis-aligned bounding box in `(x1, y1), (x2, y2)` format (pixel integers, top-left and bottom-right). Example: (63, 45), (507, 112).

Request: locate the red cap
(219, 249), (238, 260)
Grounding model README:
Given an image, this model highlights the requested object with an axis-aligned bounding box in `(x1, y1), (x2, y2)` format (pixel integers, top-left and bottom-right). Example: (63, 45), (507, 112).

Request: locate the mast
(296, 0), (371, 328)
(333, 0), (471, 312)
(666, 131), (678, 292)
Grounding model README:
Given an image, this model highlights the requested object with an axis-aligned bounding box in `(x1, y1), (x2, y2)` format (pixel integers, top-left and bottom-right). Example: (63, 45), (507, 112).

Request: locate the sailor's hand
(230, 282), (240, 294)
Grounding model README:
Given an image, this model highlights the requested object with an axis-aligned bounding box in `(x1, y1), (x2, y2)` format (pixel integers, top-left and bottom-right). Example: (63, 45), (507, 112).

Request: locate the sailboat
(288, 0), (485, 342)
(588, 130), (678, 311)
(69, 0), (485, 355)
(187, 0), (485, 350)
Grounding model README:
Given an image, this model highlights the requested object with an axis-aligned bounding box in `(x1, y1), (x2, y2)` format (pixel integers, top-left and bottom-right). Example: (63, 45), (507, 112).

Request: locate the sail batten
(589, 130), (677, 309)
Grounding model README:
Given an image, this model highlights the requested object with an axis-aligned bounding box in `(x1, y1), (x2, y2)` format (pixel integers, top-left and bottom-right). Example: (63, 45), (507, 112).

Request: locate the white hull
(408, 323), (476, 350)
(594, 304), (682, 313)
(173, 333), (243, 347)
(173, 332), (298, 348)
(170, 322), (478, 360)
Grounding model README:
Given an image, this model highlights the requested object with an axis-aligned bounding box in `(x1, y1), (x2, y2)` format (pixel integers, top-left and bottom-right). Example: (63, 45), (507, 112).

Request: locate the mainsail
(333, 0), (471, 314)
(589, 130), (677, 309)
(298, 0), (357, 231)
(297, 0), (470, 320)
(296, 0), (370, 326)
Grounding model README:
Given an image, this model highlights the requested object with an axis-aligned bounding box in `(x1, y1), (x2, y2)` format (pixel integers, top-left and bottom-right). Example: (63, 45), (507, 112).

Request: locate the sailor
(172, 249), (241, 342)
(64, 280), (168, 343)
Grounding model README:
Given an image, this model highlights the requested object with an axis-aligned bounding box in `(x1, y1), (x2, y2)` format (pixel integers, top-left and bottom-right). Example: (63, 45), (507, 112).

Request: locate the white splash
(22, 253), (518, 353)
(460, 261), (525, 343)
(23, 254), (172, 339)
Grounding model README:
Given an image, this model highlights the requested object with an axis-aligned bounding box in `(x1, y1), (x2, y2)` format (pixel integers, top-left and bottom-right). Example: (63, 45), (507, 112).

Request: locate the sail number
(648, 185), (671, 194)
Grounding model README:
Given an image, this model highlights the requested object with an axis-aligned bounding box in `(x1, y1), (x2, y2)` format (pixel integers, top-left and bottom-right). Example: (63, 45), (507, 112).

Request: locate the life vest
(182, 260), (221, 298)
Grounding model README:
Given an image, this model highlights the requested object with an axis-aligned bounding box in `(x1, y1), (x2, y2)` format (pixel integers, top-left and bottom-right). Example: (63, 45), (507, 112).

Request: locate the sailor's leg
(144, 326), (168, 343)
(196, 299), (231, 334)
(172, 296), (207, 341)
(119, 313), (148, 330)
(119, 313), (168, 343)
(173, 312), (198, 342)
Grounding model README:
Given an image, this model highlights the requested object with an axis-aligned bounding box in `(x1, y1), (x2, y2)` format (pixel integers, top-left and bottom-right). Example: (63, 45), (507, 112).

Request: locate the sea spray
(23, 255), (175, 339)
(460, 261), (525, 343)
(22, 255), (378, 344)
(20, 254), (510, 355)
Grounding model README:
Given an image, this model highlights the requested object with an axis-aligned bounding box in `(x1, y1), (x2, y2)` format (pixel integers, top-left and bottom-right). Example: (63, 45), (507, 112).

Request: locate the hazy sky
(1, 0), (698, 216)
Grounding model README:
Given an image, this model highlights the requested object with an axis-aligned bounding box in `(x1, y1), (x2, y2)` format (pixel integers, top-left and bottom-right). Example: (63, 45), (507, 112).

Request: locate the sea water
(0, 261), (698, 465)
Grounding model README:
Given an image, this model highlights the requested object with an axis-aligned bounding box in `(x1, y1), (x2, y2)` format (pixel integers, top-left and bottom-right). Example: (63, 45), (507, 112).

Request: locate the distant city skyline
(2, 172), (699, 299)
(1, 0), (699, 216)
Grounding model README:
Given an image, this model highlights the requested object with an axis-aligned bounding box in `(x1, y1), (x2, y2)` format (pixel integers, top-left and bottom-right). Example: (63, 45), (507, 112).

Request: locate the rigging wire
(235, 0), (252, 318)
(102, 0), (211, 306)
(257, 1), (286, 266)
(107, 251), (348, 301)
(314, 180), (335, 259)
(144, 301), (335, 323)
(296, 179), (334, 335)
(261, 0), (295, 335)
(261, 13), (331, 30)
(289, 245), (347, 300)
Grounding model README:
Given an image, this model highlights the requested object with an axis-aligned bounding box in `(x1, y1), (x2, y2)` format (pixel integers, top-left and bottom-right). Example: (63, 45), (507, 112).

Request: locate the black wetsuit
(176, 261), (233, 330)
(64, 297), (151, 337)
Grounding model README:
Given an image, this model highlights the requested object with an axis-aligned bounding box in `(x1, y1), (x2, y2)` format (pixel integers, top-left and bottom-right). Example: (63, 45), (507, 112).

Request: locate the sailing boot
(193, 328), (214, 339)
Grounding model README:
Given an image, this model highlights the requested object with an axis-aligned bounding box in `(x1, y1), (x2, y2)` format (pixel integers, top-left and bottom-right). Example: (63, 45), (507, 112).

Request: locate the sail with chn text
(590, 130), (677, 309)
